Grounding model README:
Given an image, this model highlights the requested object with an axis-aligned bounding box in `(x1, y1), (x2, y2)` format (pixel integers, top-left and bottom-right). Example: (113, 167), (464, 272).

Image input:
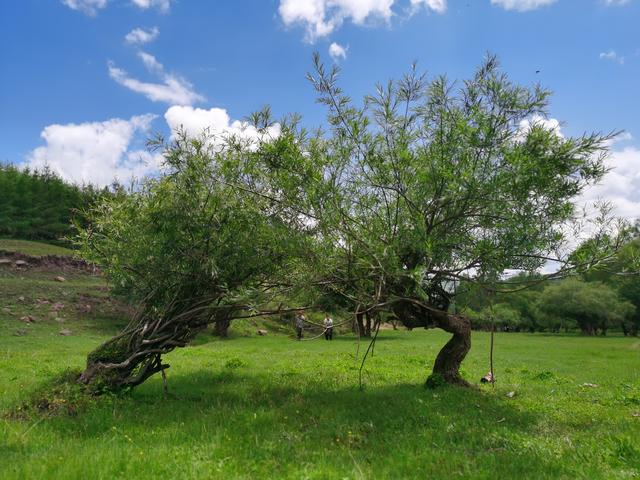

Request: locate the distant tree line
(0, 164), (113, 246)
(457, 234), (640, 336)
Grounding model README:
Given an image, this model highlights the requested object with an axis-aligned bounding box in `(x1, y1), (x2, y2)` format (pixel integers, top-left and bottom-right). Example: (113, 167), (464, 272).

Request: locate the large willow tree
(297, 54), (625, 385)
(76, 126), (316, 390)
(78, 55), (626, 391)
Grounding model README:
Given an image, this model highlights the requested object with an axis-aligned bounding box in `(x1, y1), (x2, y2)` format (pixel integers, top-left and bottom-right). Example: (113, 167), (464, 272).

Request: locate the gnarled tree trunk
(78, 332), (171, 391)
(430, 312), (471, 387)
(78, 318), (204, 391)
(393, 300), (471, 387)
(79, 298), (217, 392)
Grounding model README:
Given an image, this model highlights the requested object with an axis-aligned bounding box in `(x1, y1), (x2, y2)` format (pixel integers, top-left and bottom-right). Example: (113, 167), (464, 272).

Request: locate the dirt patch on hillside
(0, 250), (98, 273)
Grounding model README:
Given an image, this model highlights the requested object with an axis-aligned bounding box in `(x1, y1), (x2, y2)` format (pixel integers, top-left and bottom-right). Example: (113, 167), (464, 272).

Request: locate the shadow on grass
(12, 367), (589, 477)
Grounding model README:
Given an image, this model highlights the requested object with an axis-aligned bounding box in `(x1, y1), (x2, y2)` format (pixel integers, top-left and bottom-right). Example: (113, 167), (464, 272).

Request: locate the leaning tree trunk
(79, 298), (218, 392)
(78, 331), (173, 392)
(393, 300), (471, 387)
(429, 312), (472, 387)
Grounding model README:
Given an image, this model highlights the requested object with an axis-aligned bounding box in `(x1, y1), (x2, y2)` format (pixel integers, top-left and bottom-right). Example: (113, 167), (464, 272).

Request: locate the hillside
(0, 239), (74, 257)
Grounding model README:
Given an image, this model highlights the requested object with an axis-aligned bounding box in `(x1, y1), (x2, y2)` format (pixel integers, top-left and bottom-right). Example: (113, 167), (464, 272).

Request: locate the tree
(581, 237), (640, 335)
(616, 240), (640, 335)
(457, 272), (544, 332)
(76, 129), (312, 390)
(297, 54), (625, 385)
(77, 55), (629, 392)
(536, 278), (635, 335)
(0, 164), (105, 245)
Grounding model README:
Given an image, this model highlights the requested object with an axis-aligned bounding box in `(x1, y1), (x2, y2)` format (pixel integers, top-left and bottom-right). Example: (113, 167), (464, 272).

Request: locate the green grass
(0, 239), (74, 257)
(1, 267), (639, 479)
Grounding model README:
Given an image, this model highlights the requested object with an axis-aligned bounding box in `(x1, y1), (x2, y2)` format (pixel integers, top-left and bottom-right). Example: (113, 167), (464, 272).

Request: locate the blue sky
(0, 0), (638, 219)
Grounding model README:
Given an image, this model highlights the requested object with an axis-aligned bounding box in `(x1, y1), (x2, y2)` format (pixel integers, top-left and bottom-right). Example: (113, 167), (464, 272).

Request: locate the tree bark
(78, 331), (174, 391)
(393, 299), (471, 387)
(213, 317), (231, 338)
(364, 312), (372, 337)
(428, 312), (472, 387)
(355, 313), (369, 338)
(78, 301), (212, 392)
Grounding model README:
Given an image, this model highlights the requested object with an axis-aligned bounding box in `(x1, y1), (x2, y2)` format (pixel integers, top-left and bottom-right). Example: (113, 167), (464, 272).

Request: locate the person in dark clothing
(295, 312), (305, 340)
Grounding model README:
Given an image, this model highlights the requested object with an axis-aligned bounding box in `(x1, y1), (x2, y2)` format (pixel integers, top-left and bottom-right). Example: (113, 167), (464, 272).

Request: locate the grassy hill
(0, 241), (639, 479)
(0, 239), (74, 257)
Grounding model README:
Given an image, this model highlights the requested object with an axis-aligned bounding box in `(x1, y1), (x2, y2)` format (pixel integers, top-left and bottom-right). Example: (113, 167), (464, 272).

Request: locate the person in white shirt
(323, 314), (334, 341)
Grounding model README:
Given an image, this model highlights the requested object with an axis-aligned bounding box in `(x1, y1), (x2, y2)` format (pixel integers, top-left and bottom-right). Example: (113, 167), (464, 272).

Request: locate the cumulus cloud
(278, 0), (396, 41)
(108, 53), (204, 105)
(516, 115), (563, 141)
(130, 0), (171, 12)
(25, 115), (162, 186)
(515, 118), (638, 223)
(61, 0), (107, 16)
(410, 0), (447, 14)
(490, 0), (557, 11)
(605, 131), (633, 146)
(599, 50), (625, 65)
(125, 27), (160, 45)
(24, 103), (284, 186)
(578, 146), (640, 221)
(164, 106), (281, 148)
(329, 42), (348, 61)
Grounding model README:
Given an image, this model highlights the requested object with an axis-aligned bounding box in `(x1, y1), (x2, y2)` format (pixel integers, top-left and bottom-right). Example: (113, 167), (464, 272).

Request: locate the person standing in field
(295, 311), (305, 340)
(324, 314), (334, 341)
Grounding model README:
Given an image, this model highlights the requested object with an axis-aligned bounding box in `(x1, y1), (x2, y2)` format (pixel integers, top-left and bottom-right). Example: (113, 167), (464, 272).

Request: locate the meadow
(0, 244), (639, 479)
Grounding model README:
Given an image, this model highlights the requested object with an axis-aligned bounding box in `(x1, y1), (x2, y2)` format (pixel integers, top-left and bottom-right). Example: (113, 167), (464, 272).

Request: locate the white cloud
(516, 115), (563, 141)
(410, 0), (447, 14)
(125, 27), (160, 45)
(108, 53), (204, 105)
(607, 131), (633, 146)
(515, 119), (638, 224)
(164, 106), (281, 148)
(278, 0), (396, 41)
(61, 0), (107, 16)
(604, 0), (631, 5)
(490, 0), (557, 11)
(137, 51), (164, 74)
(578, 146), (640, 221)
(25, 115), (162, 186)
(62, 0), (170, 15)
(24, 103), (284, 187)
(130, 0), (171, 12)
(329, 42), (348, 60)
(599, 50), (625, 65)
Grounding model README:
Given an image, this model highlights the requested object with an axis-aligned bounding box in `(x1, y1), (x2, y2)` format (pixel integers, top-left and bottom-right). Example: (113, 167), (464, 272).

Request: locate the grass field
(1, 243), (639, 479)
(0, 239), (73, 257)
